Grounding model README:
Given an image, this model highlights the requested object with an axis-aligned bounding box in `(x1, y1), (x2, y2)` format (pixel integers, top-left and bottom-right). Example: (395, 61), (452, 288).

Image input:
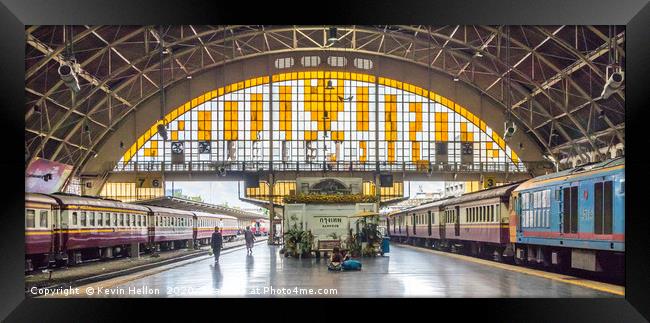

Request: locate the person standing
(211, 226), (223, 263)
(244, 226), (256, 254)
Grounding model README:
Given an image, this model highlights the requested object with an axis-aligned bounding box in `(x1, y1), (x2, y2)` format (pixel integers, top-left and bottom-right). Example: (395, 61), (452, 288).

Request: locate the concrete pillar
(268, 172), (276, 245)
(130, 243), (140, 258)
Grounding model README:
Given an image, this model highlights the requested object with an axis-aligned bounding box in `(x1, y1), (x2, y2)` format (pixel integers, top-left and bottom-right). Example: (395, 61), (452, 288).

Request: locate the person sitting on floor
(328, 247), (343, 271)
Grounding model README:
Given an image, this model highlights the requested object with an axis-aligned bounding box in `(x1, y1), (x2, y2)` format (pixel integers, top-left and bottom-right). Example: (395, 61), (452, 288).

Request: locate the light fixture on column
(157, 122), (168, 141)
(600, 66), (624, 100)
(58, 61), (81, 93)
(328, 27), (338, 43)
(503, 120), (517, 142)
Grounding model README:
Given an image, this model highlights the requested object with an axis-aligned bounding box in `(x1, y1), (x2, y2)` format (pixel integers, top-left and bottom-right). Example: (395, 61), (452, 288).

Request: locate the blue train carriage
(512, 157), (624, 274)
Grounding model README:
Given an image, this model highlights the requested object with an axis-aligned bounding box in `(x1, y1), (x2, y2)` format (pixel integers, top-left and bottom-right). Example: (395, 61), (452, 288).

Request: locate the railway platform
(62, 243), (622, 298)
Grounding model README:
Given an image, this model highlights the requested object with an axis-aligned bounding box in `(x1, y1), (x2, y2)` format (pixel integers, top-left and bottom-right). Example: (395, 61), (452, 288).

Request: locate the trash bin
(381, 237), (390, 254)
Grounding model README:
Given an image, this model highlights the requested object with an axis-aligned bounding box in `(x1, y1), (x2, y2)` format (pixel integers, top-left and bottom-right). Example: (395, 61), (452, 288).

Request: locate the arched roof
(25, 25), (625, 172)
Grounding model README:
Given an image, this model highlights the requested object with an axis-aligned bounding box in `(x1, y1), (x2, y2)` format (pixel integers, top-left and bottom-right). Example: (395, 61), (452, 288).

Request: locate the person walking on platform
(211, 227), (223, 263)
(244, 226), (256, 254)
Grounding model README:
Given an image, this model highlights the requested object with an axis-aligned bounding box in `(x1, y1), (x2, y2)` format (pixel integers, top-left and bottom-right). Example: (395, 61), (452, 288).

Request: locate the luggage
(342, 259), (362, 270)
(328, 262), (342, 271)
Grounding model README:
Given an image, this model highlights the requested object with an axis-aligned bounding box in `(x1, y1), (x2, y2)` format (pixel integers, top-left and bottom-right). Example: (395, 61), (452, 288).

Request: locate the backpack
(342, 259), (362, 271)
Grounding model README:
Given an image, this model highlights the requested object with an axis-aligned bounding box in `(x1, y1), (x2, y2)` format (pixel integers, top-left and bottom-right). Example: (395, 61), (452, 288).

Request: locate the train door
(51, 208), (59, 256)
(427, 210), (432, 236)
(397, 215), (403, 234)
(454, 206), (460, 236)
(412, 213), (416, 235)
(393, 217), (397, 234)
(386, 217), (390, 235)
(594, 180), (614, 235)
(439, 211), (446, 240)
(562, 185), (579, 234)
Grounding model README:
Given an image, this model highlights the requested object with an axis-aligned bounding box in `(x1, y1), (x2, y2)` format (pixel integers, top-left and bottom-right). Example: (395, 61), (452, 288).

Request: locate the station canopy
(133, 196), (264, 220)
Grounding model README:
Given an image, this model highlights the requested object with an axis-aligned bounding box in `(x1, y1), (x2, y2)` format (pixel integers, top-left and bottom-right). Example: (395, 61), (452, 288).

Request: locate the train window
(97, 213), (102, 226)
(543, 190), (550, 208)
(26, 209), (36, 228)
(119, 214), (124, 226)
(80, 212), (87, 227)
(104, 213), (109, 226)
(555, 189), (561, 201)
(39, 210), (48, 228)
(620, 179), (625, 194)
(491, 205), (494, 222)
(89, 212), (95, 227)
(111, 213), (116, 226)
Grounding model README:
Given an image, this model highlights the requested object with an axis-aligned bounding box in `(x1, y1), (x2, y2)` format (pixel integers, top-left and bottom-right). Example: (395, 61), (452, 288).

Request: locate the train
(250, 219), (270, 236)
(386, 157), (624, 275)
(25, 192), (241, 271)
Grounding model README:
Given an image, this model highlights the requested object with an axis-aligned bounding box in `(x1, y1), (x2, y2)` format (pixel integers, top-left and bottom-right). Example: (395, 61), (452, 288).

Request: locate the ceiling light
(475, 52), (483, 57)
(453, 76), (459, 82)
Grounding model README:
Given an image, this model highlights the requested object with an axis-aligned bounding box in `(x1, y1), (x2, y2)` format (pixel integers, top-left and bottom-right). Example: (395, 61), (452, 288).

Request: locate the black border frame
(1, 0), (649, 321)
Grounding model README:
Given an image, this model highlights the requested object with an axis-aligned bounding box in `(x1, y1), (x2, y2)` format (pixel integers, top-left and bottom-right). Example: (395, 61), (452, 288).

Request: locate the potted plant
(346, 228), (362, 258)
(283, 225), (302, 258)
(358, 216), (383, 257)
(298, 230), (314, 258)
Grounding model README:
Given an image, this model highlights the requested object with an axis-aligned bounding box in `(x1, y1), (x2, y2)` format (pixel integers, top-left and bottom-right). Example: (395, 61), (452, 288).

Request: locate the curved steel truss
(25, 25), (625, 172)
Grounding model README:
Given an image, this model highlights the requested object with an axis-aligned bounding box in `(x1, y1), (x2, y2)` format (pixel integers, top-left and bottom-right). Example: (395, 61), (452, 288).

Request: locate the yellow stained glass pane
(331, 131), (344, 141)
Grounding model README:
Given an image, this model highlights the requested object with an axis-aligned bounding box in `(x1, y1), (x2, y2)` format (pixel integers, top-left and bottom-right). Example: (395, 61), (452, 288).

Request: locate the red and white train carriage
(194, 211), (239, 245)
(24, 193), (246, 271)
(388, 183), (519, 260)
(148, 206), (195, 250)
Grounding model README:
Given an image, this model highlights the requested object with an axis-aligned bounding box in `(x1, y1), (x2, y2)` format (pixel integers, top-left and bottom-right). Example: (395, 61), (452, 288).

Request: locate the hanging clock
(171, 141), (184, 154)
(198, 141), (211, 154)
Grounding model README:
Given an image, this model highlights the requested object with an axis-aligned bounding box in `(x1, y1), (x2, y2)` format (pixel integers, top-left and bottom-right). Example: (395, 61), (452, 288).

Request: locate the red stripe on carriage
(522, 231), (624, 241)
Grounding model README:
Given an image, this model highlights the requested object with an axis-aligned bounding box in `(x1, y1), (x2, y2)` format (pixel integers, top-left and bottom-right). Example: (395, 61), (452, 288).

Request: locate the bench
(317, 239), (344, 258)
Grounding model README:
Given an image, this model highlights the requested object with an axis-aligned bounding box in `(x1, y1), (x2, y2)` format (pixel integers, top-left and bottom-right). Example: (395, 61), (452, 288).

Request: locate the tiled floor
(105, 243), (618, 297)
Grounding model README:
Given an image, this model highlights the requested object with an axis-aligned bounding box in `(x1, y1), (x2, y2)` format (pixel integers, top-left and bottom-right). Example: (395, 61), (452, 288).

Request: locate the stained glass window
(116, 71), (525, 172)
